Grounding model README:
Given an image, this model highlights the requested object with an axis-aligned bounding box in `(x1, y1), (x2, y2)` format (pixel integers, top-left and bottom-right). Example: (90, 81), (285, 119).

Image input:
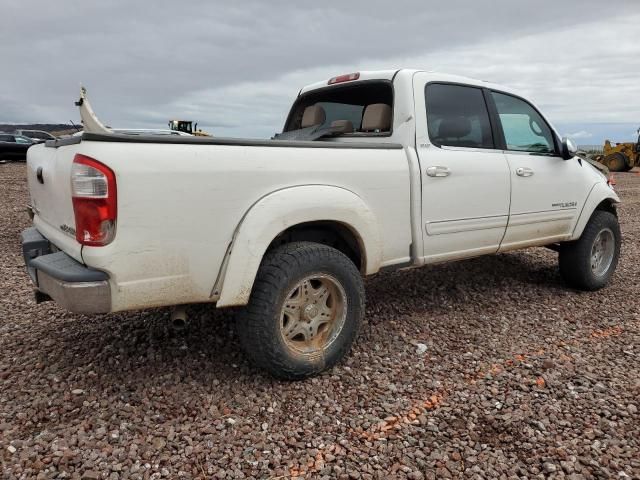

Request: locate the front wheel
(238, 242), (365, 380)
(559, 210), (621, 291)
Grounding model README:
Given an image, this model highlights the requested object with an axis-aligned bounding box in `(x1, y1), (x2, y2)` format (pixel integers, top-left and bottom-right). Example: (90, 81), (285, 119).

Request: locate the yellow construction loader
(594, 127), (639, 172)
(168, 120), (211, 137)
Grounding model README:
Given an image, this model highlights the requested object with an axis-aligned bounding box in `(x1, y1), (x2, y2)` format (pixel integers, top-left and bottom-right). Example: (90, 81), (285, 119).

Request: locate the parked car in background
(111, 129), (193, 136)
(14, 129), (56, 142)
(71, 129), (193, 137)
(0, 133), (35, 161)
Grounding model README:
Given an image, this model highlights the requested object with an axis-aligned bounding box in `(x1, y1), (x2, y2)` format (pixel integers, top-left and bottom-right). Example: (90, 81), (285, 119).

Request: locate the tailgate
(26, 142), (83, 262)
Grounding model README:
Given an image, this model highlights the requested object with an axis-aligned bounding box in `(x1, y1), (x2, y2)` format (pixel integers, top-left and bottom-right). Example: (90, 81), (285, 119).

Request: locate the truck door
(413, 76), (511, 263)
(488, 90), (588, 250)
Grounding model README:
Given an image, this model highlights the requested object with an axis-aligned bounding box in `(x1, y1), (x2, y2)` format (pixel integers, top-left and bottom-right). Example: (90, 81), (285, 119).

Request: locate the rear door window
(425, 83), (494, 149)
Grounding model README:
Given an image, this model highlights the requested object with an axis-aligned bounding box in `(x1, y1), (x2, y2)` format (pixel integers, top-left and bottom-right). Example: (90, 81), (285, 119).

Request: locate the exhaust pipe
(170, 305), (188, 330)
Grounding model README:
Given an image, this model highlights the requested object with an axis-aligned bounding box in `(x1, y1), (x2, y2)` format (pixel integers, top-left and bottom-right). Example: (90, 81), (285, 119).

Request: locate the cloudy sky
(2, 0), (639, 144)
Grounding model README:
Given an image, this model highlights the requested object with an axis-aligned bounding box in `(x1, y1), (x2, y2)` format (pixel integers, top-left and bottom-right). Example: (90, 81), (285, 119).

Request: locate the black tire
(604, 153), (627, 172)
(238, 241), (365, 380)
(559, 210), (621, 291)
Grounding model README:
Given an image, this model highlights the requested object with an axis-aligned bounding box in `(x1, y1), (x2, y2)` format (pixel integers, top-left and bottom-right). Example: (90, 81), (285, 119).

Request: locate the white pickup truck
(23, 69), (621, 379)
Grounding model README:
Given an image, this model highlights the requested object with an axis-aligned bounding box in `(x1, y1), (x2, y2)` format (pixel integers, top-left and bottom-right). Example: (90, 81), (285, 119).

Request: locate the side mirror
(561, 137), (577, 160)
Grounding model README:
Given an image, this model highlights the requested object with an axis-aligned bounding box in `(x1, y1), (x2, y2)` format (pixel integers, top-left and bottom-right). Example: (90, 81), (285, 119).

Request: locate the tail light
(71, 154), (117, 246)
(607, 174), (616, 188)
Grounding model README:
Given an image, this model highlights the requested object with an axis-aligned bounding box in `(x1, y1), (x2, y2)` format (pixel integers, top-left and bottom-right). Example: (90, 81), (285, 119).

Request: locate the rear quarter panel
(77, 141), (411, 311)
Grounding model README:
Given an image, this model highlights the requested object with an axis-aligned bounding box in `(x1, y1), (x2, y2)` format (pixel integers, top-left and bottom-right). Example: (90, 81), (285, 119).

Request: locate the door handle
(426, 166), (451, 177)
(516, 167), (534, 177)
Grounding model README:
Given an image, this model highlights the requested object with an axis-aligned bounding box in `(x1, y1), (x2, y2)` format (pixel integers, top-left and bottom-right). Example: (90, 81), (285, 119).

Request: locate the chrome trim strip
(426, 215), (508, 235)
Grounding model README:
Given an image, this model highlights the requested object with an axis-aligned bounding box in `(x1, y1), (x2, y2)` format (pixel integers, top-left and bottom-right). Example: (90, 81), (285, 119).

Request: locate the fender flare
(216, 185), (382, 307)
(570, 182), (620, 240)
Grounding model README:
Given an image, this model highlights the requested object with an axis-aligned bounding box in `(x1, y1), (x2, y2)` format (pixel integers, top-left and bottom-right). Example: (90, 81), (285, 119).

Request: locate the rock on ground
(1, 163), (639, 478)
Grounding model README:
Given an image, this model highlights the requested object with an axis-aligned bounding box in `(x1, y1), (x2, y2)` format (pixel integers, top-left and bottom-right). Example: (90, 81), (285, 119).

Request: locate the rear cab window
(283, 81), (393, 136)
(425, 83), (494, 149)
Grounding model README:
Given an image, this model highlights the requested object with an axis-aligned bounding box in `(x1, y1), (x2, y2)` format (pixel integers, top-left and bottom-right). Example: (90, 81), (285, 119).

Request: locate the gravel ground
(1, 162), (639, 479)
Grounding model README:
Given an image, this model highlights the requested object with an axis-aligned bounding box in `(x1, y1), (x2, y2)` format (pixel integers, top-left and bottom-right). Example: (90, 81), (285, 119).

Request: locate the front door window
(491, 91), (556, 155)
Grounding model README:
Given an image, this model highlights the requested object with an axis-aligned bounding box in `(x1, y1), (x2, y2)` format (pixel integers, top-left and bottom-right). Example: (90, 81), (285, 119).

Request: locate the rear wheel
(238, 242), (365, 380)
(559, 210), (620, 290)
(604, 153), (627, 172)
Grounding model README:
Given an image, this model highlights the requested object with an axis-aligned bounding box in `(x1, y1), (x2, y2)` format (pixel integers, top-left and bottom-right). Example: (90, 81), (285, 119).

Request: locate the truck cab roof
(299, 69), (521, 98)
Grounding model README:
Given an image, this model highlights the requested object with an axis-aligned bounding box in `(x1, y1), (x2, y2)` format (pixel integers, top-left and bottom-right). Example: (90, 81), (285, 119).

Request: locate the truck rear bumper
(21, 227), (111, 314)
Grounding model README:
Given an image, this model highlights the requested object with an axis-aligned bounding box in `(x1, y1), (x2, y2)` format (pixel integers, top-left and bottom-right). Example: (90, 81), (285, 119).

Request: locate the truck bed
(28, 132), (413, 311)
